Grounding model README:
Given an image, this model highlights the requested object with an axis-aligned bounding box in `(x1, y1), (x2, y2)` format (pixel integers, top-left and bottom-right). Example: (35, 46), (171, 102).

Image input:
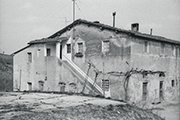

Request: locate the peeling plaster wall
(14, 42), (91, 93)
(130, 37), (180, 102)
(67, 24), (132, 98)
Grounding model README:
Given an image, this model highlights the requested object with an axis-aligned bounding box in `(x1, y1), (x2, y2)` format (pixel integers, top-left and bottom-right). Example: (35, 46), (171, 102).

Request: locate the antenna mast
(72, 0), (75, 22)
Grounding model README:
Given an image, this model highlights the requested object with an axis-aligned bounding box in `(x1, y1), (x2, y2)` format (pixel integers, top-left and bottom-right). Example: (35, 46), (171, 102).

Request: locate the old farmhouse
(13, 19), (180, 104)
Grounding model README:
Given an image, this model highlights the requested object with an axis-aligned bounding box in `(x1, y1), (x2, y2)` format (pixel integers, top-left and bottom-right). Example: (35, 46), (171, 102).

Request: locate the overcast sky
(0, 0), (180, 54)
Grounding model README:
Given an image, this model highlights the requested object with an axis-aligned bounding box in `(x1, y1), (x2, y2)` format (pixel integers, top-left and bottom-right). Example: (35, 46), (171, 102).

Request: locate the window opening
(144, 41), (149, 52)
(78, 43), (83, 53)
(159, 81), (163, 101)
(142, 82), (148, 101)
(38, 81), (44, 91)
(67, 44), (71, 53)
(27, 52), (32, 63)
(172, 46), (175, 56)
(172, 80), (175, 87)
(102, 79), (109, 91)
(47, 48), (51, 56)
(59, 82), (66, 92)
(102, 41), (110, 53)
(27, 82), (32, 91)
(161, 43), (165, 54)
(37, 49), (40, 57)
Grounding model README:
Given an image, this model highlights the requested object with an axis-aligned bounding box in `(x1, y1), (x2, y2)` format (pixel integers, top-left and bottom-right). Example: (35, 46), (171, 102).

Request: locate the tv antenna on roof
(72, 0), (76, 22)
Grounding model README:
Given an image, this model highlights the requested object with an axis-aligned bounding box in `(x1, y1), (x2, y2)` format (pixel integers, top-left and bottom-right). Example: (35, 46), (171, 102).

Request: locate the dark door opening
(143, 82), (148, 101)
(159, 81), (163, 101)
(60, 44), (62, 59)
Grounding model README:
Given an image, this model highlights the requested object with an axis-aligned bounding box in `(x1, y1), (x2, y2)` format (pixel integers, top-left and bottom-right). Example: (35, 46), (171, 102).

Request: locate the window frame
(67, 44), (71, 53)
(77, 42), (83, 53)
(46, 48), (51, 56)
(27, 52), (32, 63)
(102, 79), (110, 91)
(102, 40), (110, 53)
(142, 82), (148, 101)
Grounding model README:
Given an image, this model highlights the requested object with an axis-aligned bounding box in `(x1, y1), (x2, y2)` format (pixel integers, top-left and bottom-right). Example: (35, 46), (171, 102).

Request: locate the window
(159, 81), (163, 101)
(172, 46), (175, 56)
(102, 79), (109, 91)
(102, 41), (110, 53)
(78, 43), (83, 53)
(37, 49), (40, 57)
(161, 43), (165, 54)
(27, 82), (32, 91)
(38, 81), (44, 91)
(179, 47), (180, 57)
(67, 44), (71, 53)
(47, 48), (51, 56)
(144, 41), (149, 52)
(27, 52), (32, 63)
(59, 82), (66, 92)
(142, 82), (148, 101)
(172, 80), (175, 87)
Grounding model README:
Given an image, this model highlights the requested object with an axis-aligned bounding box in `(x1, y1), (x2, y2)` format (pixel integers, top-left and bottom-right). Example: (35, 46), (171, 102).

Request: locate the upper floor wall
(131, 37), (180, 58)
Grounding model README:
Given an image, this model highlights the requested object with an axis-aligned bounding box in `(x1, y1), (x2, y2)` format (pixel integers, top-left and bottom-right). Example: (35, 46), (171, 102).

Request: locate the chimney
(150, 28), (152, 35)
(131, 23), (139, 32)
(112, 12), (116, 27)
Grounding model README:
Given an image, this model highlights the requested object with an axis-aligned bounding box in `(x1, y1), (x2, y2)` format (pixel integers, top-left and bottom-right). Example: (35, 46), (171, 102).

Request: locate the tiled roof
(48, 19), (180, 45)
(28, 37), (68, 44)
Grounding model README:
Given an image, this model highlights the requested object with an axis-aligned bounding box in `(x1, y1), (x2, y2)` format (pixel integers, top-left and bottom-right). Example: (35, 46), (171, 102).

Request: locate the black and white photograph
(0, 0), (180, 119)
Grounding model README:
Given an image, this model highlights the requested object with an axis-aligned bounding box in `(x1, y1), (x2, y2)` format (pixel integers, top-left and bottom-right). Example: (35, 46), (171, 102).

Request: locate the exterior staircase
(61, 55), (104, 95)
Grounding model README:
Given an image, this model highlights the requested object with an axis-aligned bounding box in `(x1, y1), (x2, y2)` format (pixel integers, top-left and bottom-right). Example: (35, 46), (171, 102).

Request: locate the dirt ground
(0, 92), (178, 120)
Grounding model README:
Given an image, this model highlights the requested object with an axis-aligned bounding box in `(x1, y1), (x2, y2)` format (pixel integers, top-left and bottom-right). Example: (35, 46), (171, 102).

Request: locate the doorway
(142, 82), (148, 101)
(60, 44), (62, 59)
(38, 81), (44, 91)
(159, 81), (163, 101)
(59, 82), (66, 92)
(27, 82), (32, 91)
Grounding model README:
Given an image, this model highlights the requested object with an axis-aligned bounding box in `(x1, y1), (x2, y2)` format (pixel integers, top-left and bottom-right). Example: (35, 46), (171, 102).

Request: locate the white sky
(0, 0), (180, 54)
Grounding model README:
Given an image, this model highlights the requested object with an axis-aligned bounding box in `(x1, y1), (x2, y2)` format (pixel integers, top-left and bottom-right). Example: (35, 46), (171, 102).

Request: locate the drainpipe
(19, 69), (21, 91)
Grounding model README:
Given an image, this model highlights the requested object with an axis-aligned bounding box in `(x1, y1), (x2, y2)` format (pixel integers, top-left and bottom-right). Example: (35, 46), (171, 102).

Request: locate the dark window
(67, 44), (71, 53)
(144, 41), (149, 52)
(161, 43), (165, 54)
(47, 48), (51, 56)
(142, 82), (148, 101)
(27, 52), (32, 63)
(78, 43), (83, 53)
(172, 80), (175, 87)
(102, 41), (110, 53)
(102, 79), (109, 91)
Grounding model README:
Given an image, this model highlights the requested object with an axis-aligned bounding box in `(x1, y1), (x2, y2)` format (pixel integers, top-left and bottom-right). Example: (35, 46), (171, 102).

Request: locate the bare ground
(0, 92), (176, 120)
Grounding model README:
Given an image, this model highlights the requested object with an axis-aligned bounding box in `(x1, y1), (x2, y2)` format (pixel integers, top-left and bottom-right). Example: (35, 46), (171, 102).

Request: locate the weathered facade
(13, 19), (180, 104)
